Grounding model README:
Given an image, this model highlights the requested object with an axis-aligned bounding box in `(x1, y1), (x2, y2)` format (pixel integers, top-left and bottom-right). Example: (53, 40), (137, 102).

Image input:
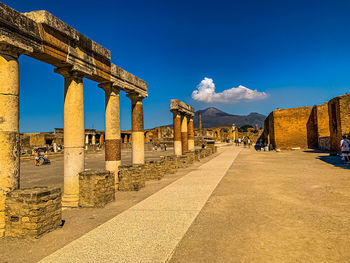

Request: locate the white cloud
(191, 77), (268, 103)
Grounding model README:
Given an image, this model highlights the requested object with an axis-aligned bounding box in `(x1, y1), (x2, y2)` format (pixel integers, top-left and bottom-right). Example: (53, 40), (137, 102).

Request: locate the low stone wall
(184, 152), (195, 164)
(118, 165), (146, 191)
(162, 156), (178, 173)
(79, 170), (115, 208)
(4, 187), (62, 238)
(117, 147), (216, 191)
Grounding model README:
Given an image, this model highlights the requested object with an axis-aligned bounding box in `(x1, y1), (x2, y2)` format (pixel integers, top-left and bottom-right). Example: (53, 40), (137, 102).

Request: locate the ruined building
(263, 93), (350, 151)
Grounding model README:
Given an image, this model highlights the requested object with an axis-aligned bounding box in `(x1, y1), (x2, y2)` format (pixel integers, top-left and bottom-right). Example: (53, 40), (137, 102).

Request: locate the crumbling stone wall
(329, 94), (350, 153)
(4, 187), (61, 238)
(118, 165), (145, 191)
(117, 148), (216, 191)
(79, 170), (115, 208)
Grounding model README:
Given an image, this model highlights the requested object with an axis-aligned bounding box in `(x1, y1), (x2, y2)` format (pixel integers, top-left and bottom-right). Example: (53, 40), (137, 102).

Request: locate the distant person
(238, 138), (241, 145)
(164, 143), (167, 151)
(34, 151), (41, 166)
(201, 143), (205, 149)
(243, 137), (247, 148)
(340, 135), (350, 162)
(248, 138), (251, 148)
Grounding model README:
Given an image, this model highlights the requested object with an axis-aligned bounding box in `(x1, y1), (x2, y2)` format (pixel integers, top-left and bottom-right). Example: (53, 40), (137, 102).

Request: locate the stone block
(79, 170), (115, 208)
(4, 187), (61, 238)
(118, 165), (145, 191)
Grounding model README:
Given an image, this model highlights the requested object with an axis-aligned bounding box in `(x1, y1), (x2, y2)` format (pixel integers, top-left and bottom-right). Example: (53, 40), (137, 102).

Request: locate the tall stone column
(85, 134), (89, 144)
(55, 68), (85, 207)
(188, 117), (195, 151)
(99, 83), (121, 189)
(127, 94), (145, 164)
(181, 115), (188, 153)
(198, 112), (202, 135)
(92, 134), (96, 145)
(0, 50), (20, 236)
(172, 111), (182, 156)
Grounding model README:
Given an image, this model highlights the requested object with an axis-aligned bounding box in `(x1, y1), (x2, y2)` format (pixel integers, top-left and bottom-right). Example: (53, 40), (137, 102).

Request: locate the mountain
(193, 107), (266, 128)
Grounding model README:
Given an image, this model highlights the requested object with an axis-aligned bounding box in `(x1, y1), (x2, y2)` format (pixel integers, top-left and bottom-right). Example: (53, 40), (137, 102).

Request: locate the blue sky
(3, 0), (350, 132)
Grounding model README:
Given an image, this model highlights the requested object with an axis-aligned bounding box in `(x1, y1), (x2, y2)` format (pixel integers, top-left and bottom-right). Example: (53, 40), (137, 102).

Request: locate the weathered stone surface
(4, 187), (61, 238)
(0, 2), (147, 96)
(118, 165), (145, 191)
(79, 170), (115, 208)
(170, 99), (194, 117)
(328, 94), (350, 154)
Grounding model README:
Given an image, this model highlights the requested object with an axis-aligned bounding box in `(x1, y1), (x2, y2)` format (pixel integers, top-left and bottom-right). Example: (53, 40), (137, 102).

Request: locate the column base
(174, 141), (182, 156)
(62, 194), (79, 207)
(188, 139), (195, 151)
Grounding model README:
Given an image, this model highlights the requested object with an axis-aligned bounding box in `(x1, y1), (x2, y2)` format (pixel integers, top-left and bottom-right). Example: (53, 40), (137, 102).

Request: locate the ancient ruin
(170, 99), (195, 155)
(0, 2), (148, 237)
(263, 93), (350, 151)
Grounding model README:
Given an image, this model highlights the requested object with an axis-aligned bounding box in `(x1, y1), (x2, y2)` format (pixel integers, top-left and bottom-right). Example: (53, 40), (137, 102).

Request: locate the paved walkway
(40, 146), (241, 263)
(169, 149), (350, 263)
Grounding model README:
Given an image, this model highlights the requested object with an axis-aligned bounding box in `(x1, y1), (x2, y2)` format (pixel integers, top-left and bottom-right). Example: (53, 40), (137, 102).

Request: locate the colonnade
(170, 100), (195, 156)
(0, 52), (146, 208)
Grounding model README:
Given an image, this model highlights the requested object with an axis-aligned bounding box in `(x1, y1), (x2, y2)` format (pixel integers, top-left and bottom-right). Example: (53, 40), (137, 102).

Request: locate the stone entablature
(0, 3), (147, 96)
(170, 99), (195, 117)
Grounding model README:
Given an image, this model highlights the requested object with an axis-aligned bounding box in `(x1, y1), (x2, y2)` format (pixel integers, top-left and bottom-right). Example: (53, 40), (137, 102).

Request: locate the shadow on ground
(317, 155), (350, 170)
(303, 150), (350, 170)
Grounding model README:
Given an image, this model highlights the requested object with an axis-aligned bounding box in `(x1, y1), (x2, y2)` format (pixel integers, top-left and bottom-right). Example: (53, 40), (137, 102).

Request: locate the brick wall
(329, 94), (350, 153)
(79, 170), (115, 208)
(5, 187), (61, 238)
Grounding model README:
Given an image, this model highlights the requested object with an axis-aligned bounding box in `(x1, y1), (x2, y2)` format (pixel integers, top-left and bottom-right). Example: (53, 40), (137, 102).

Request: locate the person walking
(340, 135), (350, 162)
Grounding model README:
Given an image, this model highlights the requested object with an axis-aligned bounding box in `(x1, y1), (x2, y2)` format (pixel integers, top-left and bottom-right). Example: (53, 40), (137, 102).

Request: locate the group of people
(340, 134), (350, 162)
(234, 137), (252, 148)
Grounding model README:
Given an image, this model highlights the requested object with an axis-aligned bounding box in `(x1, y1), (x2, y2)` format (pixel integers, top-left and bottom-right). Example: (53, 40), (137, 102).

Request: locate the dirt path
(170, 148), (350, 263)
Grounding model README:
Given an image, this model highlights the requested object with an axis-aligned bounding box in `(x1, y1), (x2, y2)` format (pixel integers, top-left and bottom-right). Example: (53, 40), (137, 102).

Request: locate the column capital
(126, 92), (145, 103)
(171, 109), (182, 116)
(54, 67), (84, 80)
(98, 82), (121, 95)
(0, 44), (22, 58)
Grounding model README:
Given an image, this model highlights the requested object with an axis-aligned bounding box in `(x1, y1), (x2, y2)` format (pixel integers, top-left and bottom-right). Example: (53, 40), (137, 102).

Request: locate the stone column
(127, 94), (145, 164)
(55, 68), (85, 207)
(198, 112), (202, 135)
(188, 116), (195, 151)
(99, 83), (121, 189)
(172, 111), (182, 156)
(0, 50), (20, 237)
(85, 134), (89, 144)
(99, 134), (104, 145)
(181, 115), (189, 153)
(92, 134), (96, 145)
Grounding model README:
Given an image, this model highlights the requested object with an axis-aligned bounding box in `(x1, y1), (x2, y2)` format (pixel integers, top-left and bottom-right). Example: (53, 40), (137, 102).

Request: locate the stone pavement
(40, 146), (241, 262)
(169, 149), (350, 262)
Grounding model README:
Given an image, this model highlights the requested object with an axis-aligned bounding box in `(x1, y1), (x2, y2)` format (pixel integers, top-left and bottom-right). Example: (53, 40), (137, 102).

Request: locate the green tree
(238, 125), (253, 132)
